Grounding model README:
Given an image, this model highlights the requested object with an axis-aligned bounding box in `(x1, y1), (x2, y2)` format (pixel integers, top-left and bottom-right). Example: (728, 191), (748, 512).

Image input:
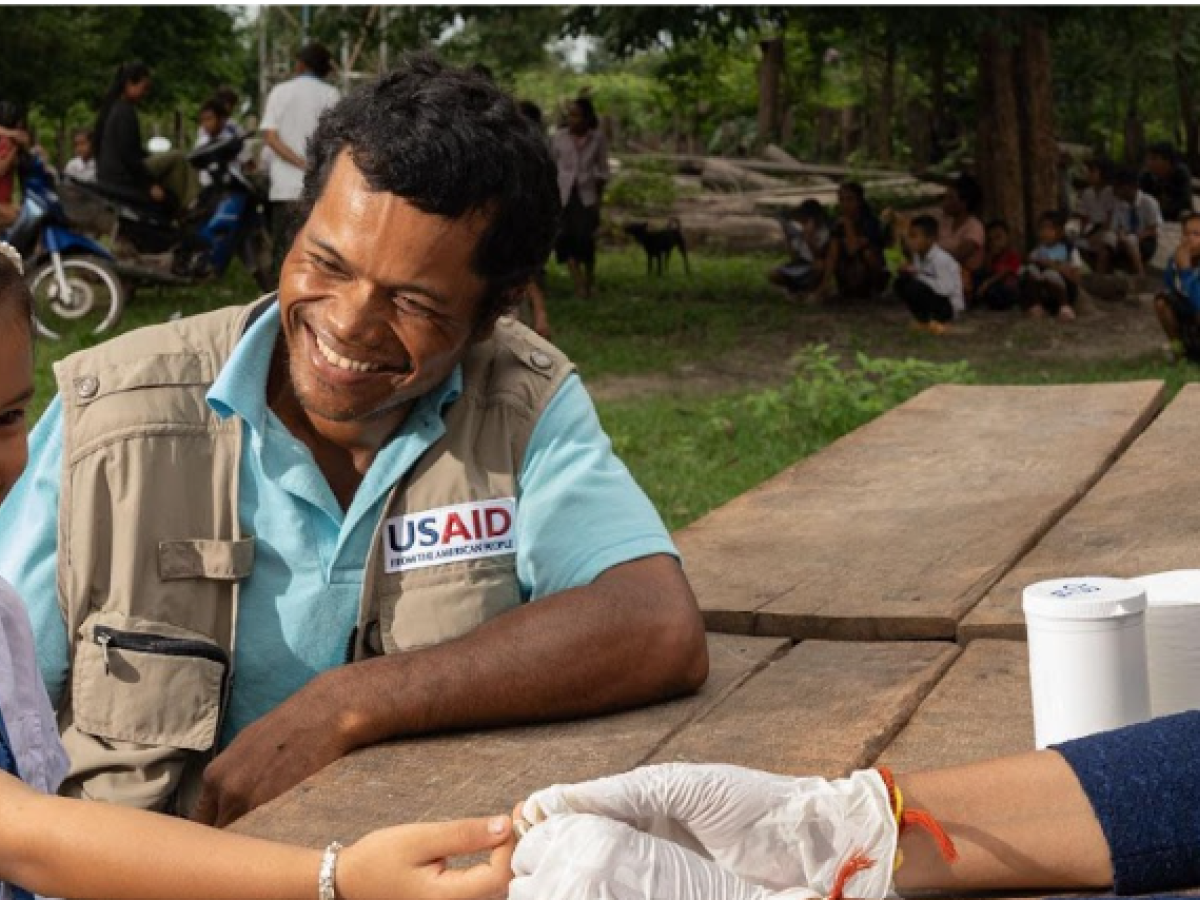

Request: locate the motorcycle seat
(74, 179), (174, 225)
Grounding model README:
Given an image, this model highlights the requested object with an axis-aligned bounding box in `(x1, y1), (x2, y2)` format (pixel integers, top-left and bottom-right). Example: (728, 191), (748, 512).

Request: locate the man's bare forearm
(262, 129), (306, 171)
(893, 750), (1113, 893)
(332, 554), (709, 747)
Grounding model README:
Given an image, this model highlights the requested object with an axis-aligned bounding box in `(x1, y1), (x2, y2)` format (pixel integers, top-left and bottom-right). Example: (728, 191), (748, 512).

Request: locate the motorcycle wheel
(28, 256), (126, 342)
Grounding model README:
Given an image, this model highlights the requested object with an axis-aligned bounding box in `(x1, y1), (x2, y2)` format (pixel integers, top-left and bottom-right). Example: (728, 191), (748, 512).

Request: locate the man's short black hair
(951, 174), (983, 214)
(910, 214), (939, 239)
(300, 52), (561, 324)
(297, 42), (334, 79)
(1039, 210), (1067, 230)
(1113, 167), (1139, 188)
(1147, 141), (1178, 162)
(796, 198), (826, 224)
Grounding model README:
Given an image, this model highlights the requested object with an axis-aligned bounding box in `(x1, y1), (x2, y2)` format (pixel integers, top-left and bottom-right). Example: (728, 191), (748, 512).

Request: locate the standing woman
(551, 97), (609, 299)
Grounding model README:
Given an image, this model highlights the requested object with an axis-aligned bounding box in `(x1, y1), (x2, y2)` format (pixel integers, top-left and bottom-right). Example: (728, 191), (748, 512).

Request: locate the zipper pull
(96, 631), (112, 676)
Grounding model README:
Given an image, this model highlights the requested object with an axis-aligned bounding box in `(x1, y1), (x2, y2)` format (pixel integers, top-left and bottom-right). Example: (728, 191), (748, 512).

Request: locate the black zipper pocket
(93, 625), (229, 676)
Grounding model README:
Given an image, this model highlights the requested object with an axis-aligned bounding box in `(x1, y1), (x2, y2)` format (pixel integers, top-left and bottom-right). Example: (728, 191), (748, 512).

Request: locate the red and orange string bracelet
(826, 767), (960, 900)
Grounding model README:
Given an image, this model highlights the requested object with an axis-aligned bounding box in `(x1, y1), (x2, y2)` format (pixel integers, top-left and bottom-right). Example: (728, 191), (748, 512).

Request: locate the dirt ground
(588, 280), (1173, 404)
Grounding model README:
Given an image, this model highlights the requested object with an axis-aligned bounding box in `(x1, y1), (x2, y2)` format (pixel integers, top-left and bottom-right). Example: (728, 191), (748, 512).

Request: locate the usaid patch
(383, 498), (517, 573)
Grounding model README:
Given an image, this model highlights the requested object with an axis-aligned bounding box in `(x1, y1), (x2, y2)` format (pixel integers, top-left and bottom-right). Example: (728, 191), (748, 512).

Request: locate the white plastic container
(1131, 570), (1200, 717)
(1023, 577), (1150, 748)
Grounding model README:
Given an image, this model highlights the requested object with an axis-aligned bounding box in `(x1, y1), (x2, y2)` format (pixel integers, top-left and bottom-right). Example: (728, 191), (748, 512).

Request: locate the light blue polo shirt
(0, 304), (676, 744)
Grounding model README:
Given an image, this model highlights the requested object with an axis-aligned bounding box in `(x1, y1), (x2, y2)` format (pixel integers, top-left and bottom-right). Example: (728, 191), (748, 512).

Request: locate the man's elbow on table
(623, 555), (709, 698)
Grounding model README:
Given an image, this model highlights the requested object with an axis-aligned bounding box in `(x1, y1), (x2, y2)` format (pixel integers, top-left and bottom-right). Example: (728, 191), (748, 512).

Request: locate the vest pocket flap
(73, 613), (228, 753)
(69, 354), (212, 406)
(159, 538), (255, 581)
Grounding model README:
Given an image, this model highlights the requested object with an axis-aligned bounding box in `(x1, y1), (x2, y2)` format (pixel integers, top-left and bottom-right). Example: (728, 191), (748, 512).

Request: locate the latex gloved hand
(510, 813), (819, 900)
(521, 764), (897, 898)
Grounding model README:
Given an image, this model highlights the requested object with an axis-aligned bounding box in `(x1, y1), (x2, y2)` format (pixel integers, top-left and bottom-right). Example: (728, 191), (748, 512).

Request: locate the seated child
(894, 214), (964, 334)
(0, 242), (517, 900)
(1020, 210), (1083, 321)
(976, 220), (1022, 311)
(1110, 167), (1163, 275)
(1075, 157), (1117, 269)
(1154, 211), (1200, 361)
(768, 199), (830, 297)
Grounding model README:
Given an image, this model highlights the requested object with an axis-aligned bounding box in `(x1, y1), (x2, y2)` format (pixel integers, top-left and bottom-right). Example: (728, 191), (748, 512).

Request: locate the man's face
(1148, 153), (1170, 178)
(73, 134), (91, 160)
(908, 226), (933, 255)
(276, 152), (493, 437)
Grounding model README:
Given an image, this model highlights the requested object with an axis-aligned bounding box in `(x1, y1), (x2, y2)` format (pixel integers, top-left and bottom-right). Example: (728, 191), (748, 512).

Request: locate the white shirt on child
(1078, 186), (1114, 230)
(0, 577), (69, 797)
(1112, 190), (1163, 235)
(911, 244), (965, 314)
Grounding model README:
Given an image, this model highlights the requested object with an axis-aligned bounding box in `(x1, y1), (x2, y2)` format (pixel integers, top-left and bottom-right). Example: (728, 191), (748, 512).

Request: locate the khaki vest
(51, 298), (572, 812)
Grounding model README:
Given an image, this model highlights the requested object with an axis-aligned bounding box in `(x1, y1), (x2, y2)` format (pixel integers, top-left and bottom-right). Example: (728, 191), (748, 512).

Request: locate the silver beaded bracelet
(318, 841), (343, 900)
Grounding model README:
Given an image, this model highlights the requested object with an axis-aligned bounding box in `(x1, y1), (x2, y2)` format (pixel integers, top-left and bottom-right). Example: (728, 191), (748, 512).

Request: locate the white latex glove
(522, 764), (897, 898)
(510, 813), (820, 900)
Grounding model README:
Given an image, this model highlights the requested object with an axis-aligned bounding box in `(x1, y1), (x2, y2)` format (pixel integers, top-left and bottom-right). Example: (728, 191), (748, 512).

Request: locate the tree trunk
(1016, 19), (1060, 232)
(875, 28), (897, 164)
(929, 34), (948, 162)
(1172, 8), (1200, 170)
(979, 27), (1026, 247)
(757, 37), (785, 150)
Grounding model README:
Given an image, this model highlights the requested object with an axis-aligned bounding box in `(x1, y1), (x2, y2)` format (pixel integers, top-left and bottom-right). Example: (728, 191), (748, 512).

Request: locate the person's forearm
(263, 130), (306, 171)
(892, 750), (1112, 894)
(336, 554), (708, 747)
(0, 776), (318, 899)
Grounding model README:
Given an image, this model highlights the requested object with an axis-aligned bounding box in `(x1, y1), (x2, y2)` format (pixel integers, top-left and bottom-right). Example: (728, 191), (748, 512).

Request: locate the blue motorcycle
(72, 133), (271, 303)
(3, 155), (124, 340)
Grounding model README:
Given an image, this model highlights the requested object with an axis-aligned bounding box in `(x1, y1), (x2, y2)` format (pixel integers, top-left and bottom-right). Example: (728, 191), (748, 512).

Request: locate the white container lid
(1131, 570), (1200, 607)
(1023, 577), (1147, 620)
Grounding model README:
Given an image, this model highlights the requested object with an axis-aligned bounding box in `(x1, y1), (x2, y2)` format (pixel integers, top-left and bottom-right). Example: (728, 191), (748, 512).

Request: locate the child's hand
(338, 816), (515, 899)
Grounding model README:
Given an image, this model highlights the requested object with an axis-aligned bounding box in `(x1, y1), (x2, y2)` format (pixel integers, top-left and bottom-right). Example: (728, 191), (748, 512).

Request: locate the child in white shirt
(895, 214), (963, 335)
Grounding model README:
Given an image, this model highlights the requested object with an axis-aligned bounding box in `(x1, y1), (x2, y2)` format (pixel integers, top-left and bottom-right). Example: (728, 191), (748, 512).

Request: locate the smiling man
(0, 55), (708, 823)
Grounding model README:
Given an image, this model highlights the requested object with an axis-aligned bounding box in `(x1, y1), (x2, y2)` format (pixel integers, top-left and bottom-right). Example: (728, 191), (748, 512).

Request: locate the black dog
(624, 219), (690, 276)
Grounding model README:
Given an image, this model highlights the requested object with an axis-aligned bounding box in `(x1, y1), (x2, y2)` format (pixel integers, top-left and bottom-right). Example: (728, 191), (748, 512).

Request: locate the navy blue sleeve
(1054, 711), (1200, 895)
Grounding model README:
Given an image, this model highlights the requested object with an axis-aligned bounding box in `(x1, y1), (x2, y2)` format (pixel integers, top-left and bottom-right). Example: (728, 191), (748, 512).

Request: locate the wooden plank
(647, 640), (960, 778)
(679, 382), (1165, 640)
(231, 633), (789, 847)
(961, 384), (1200, 641)
(876, 641), (1033, 773)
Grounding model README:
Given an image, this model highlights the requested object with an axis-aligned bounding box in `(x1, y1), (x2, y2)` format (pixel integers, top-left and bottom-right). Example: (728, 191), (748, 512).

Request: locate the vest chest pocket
(379, 557), (523, 653)
(72, 611), (229, 751)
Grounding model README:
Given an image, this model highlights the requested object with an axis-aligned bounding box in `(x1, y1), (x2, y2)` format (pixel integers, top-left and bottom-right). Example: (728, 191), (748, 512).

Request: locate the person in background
(1111, 167), (1163, 276)
(974, 220), (1022, 311)
(193, 97), (239, 189)
(550, 96), (609, 299)
(1140, 141), (1193, 222)
(1154, 210), (1200, 362)
(817, 181), (887, 301)
(62, 128), (96, 183)
(1075, 157), (1116, 271)
(1020, 210), (1082, 322)
(937, 174), (986, 301)
(93, 61), (198, 214)
(0, 244), (517, 900)
(894, 214), (963, 334)
(769, 199), (831, 300)
(517, 99), (553, 339)
(260, 42), (341, 286)
(0, 102), (29, 229)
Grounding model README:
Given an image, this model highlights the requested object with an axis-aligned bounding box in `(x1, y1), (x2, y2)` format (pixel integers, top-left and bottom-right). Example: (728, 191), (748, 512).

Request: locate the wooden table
(235, 381), (1193, 897)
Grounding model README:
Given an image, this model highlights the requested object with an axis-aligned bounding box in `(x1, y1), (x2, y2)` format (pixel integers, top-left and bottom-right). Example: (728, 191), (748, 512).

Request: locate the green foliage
(606, 159), (677, 213)
(601, 347), (974, 530)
